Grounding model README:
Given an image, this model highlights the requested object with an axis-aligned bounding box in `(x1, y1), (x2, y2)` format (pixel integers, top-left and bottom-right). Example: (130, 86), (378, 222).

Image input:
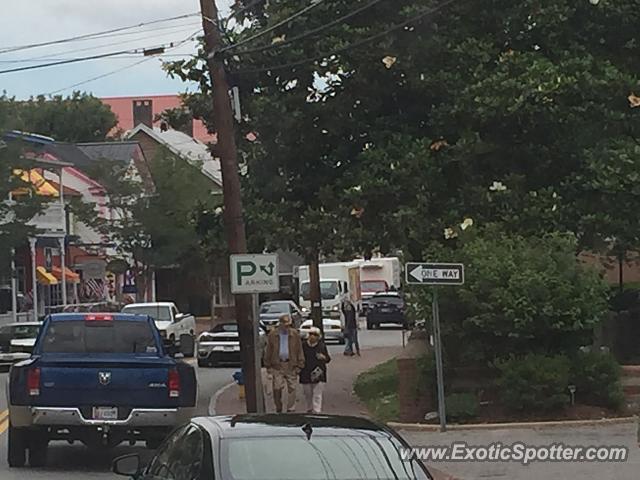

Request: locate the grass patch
(354, 358), (399, 422)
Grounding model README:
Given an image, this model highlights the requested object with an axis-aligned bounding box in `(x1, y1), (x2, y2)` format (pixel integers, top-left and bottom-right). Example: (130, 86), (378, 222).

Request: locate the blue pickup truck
(6, 313), (197, 468)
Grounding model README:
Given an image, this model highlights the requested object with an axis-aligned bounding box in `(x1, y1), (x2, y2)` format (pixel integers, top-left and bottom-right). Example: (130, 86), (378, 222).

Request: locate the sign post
(230, 254), (280, 414)
(406, 262), (465, 432)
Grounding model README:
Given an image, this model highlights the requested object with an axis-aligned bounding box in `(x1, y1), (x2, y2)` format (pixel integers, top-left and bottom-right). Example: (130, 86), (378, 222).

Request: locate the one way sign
(406, 262), (465, 286)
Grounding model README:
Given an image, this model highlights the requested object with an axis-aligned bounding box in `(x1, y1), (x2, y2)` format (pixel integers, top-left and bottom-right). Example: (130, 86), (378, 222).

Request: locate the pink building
(101, 95), (214, 143)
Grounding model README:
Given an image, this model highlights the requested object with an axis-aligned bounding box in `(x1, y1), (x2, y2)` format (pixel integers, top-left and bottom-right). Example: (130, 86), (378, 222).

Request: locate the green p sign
(237, 261), (257, 286)
(230, 254), (280, 294)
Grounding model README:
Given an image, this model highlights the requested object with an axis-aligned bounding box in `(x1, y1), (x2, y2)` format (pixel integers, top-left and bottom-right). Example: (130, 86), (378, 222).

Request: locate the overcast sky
(0, 0), (233, 99)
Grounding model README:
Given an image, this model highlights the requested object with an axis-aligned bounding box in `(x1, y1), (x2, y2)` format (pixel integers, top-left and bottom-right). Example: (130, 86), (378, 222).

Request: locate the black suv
(366, 293), (407, 329)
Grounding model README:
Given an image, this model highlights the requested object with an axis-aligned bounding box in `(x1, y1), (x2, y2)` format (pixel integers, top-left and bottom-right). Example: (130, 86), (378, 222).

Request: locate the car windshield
(371, 296), (404, 306)
(361, 281), (388, 293)
(0, 324), (40, 340)
(222, 435), (420, 480)
(212, 323), (238, 333)
(300, 281), (340, 301)
(40, 320), (157, 354)
(260, 303), (289, 314)
(123, 306), (172, 322)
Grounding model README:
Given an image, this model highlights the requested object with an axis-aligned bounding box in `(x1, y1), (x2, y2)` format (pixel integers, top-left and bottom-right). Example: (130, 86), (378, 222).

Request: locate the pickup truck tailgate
(10, 316), (196, 409)
(34, 355), (181, 407)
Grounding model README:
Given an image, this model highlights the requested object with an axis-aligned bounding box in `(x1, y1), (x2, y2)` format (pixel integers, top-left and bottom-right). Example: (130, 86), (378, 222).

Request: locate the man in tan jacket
(264, 314), (305, 412)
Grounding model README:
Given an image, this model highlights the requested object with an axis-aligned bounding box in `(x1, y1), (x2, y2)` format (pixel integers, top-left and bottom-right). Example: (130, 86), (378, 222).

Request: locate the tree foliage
(410, 227), (609, 365)
(166, 0), (640, 262)
(0, 92), (117, 142)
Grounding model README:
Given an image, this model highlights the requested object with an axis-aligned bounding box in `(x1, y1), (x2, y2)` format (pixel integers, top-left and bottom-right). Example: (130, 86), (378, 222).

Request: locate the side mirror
(113, 454), (141, 477)
(174, 313), (184, 322)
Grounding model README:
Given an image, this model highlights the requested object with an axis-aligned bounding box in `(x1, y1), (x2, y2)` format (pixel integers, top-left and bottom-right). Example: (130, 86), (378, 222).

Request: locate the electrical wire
(2, 23), (201, 64)
(217, 0), (329, 55)
(232, 0), (458, 75)
(0, 12), (200, 54)
(44, 30), (201, 95)
(0, 49), (142, 75)
(227, 0), (388, 58)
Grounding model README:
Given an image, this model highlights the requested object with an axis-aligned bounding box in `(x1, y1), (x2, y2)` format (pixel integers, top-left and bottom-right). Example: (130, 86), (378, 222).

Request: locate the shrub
(411, 229), (610, 364)
(497, 354), (570, 412)
(354, 359), (398, 400)
(570, 351), (624, 410)
(446, 393), (479, 422)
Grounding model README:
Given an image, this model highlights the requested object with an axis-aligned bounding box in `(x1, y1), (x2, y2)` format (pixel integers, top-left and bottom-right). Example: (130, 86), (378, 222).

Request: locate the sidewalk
(215, 345), (400, 416)
(213, 344), (458, 480)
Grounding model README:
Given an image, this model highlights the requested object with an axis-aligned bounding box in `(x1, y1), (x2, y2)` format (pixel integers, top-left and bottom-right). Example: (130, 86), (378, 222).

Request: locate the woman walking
(299, 327), (331, 414)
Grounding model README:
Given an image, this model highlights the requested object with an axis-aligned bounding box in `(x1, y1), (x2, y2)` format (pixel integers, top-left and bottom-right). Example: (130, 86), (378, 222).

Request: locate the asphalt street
(0, 325), (405, 479)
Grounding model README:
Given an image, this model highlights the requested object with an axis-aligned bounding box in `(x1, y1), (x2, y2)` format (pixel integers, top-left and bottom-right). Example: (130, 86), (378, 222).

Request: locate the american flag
(83, 279), (105, 300)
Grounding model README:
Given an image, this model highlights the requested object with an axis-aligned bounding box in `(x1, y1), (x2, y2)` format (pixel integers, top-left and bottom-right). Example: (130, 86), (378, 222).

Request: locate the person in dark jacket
(342, 299), (360, 356)
(299, 327), (331, 413)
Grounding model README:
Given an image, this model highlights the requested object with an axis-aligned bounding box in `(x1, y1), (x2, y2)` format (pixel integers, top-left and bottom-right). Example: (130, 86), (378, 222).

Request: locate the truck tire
(180, 334), (195, 358)
(8, 425), (27, 468)
(28, 437), (48, 468)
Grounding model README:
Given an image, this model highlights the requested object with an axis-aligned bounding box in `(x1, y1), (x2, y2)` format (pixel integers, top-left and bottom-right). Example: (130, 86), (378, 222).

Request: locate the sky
(0, 0), (233, 99)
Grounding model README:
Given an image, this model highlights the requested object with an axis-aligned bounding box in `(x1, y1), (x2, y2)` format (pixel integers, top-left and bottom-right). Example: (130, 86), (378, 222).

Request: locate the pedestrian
(342, 298), (360, 356)
(299, 327), (331, 413)
(264, 314), (305, 413)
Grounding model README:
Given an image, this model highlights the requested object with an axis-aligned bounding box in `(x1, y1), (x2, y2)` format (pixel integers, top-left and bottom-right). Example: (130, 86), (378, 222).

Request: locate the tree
(0, 141), (49, 273)
(410, 227), (609, 365)
(82, 147), (220, 302)
(0, 92), (117, 142)
(167, 0), (640, 264)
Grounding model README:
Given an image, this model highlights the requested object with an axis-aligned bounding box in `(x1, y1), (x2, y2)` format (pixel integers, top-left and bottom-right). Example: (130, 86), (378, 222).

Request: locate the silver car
(0, 322), (42, 371)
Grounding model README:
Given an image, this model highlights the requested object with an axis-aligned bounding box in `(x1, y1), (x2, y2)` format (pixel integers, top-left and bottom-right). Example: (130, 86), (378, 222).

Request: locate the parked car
(7, 313), (197, 467)
(300, 318), (345, 344)
(122, 302), (196, 357)
(197, 322), (267, 367)
(113, 414), (433, 480)
(259, 300), (303, 329)
(0, 322), (42, 371)
(366, 292), (407, 329)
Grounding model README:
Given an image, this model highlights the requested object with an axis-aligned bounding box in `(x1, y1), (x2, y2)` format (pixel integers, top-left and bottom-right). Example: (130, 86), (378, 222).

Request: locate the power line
(233, 0), (458, 75)
(1, 24), (201, 64)
(0, 35), (195, 76)
(227, 0), (388, 58)
(216, 0), (329, 56)
(45, 30), (200, 95)
(0, 12), (199, 55)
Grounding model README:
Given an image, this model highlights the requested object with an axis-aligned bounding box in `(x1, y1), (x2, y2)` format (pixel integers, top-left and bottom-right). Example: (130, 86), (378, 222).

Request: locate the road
(0, 326), (404, 479)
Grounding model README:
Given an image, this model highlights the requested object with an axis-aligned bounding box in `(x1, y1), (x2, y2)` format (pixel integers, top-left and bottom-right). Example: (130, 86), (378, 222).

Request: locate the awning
(51, 266), (80, 284)
(36, 266), (58, 285)
(12, 169), (59, 197)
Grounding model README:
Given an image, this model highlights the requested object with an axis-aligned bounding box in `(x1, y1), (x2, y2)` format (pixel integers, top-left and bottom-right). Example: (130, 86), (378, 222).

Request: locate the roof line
(126, 123), (222, 187)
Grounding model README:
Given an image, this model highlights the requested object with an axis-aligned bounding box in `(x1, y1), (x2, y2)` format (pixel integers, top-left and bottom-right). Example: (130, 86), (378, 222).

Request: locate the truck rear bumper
(10, 406), (185, 428)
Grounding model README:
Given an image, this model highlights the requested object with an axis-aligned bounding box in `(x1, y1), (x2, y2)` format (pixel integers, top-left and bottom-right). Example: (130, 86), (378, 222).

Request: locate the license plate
(380, 308), (392, 313)
(93, 407), (118, 420)
(223, 346), (236, 352)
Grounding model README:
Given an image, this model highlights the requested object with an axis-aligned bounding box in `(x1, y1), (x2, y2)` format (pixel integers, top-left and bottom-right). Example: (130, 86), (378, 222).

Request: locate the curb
(389, 416), (636, 432)
(208, 381), (236, 416)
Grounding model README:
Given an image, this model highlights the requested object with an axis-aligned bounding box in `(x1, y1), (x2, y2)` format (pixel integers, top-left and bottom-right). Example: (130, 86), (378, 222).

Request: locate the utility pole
(199, 0), (259, 413)
(309, 254), (324, 334)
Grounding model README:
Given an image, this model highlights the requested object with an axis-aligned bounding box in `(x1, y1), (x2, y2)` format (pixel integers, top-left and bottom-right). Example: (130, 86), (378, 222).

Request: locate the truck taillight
(168, 369), (180, 398)
(27, 368), (41, 396)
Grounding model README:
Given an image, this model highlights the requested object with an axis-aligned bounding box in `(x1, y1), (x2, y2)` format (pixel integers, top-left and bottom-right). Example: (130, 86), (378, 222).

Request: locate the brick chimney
(133, 99), (153, 128)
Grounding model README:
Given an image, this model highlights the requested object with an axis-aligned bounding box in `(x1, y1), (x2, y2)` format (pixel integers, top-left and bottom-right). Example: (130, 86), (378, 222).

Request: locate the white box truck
(298, 261), (362, 320)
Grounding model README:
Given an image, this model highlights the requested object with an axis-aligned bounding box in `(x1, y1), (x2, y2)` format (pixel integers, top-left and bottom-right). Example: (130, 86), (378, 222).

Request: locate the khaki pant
(302, 382), (324, 413)
(271, 361), (298, 412)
